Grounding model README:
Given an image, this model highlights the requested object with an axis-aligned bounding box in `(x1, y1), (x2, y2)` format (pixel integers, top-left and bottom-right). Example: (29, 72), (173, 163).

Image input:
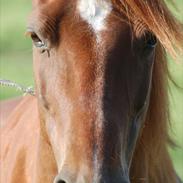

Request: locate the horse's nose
(54, 173), (130, 183)
(54, 178), (130, 183)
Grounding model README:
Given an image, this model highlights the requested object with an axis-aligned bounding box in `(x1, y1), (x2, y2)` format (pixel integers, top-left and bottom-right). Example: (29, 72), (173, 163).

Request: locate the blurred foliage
(0, 0), (33, 98)
(0, 0), (32, 53)
(0, 0), (183, 180)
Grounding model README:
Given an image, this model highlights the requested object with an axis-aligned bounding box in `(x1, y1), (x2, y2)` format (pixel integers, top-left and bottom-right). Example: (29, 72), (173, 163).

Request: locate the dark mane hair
(111, 0), (183, 182)
(112, 0), (183, 56)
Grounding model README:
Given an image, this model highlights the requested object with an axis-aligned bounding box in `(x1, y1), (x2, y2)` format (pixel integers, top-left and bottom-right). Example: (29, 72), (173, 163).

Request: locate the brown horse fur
(0, 97), (22, 127)
(0, 0), (183, 183)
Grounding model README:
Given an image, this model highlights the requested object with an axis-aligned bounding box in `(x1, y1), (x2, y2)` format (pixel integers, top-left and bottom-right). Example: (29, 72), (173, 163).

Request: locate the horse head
(27, 0), (182, 182)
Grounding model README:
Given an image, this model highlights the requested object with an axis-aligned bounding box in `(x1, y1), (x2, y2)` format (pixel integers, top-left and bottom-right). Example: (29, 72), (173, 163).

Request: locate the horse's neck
(0, 96), (57, 183)
(0, 97), (22, 127)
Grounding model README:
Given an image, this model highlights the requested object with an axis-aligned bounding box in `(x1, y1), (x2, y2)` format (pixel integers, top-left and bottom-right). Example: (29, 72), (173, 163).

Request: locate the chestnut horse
(1, 0), (183, 183)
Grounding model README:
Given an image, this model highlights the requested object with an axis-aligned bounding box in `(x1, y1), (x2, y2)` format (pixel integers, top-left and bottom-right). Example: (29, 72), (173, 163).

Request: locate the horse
(0, 0), (183, 182)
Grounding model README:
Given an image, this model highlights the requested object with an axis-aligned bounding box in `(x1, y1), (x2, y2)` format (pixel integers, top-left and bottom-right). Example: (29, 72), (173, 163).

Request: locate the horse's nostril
(54, 176), (66, 183)
(53, 174), (67, 183)
(57, 180), (66, 183)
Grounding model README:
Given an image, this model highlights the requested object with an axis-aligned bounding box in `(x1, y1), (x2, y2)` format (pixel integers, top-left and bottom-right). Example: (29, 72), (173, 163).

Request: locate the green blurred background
(0, 0), (183, 179)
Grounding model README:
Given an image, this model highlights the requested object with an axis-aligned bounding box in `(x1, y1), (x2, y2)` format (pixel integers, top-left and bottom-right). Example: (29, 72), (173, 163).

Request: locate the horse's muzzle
(53, 173), (130, 183)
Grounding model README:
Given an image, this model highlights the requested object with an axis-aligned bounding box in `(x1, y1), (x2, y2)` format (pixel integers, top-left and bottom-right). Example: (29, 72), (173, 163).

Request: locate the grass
(0, 0), (183, 180)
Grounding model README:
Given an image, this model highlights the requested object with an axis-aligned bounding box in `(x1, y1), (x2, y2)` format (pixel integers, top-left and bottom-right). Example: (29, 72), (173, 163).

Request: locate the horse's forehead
(77, 0), (112, 33)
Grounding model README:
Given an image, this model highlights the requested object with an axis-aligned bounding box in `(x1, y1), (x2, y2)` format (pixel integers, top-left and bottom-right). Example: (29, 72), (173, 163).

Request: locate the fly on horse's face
(28, 0), (157, 182)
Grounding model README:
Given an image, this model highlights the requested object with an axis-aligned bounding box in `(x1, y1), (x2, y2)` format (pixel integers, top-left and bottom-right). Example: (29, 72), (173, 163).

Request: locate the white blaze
(77, 0), (112, 33)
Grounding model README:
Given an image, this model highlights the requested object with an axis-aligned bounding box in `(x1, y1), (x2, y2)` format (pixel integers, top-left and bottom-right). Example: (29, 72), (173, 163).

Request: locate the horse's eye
(144, 32), (157, 48)
(31, 33), (45, 47)
(28, 32), (48, 53)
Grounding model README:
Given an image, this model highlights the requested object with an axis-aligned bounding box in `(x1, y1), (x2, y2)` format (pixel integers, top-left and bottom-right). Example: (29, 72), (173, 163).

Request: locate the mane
(111, 0), (183, 182)
(112, 0), (183, 57)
